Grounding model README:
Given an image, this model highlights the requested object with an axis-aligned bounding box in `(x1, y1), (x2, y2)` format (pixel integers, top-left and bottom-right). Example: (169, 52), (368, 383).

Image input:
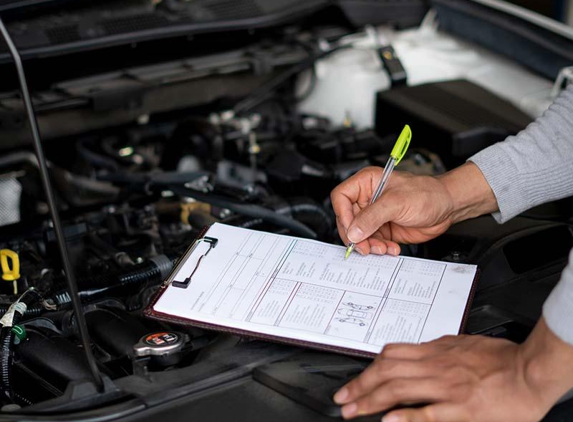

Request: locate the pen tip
(344, 249), (351, 260)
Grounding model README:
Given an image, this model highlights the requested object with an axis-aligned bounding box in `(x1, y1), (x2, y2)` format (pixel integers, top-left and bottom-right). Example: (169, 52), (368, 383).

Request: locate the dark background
(505, 0), (572, 24)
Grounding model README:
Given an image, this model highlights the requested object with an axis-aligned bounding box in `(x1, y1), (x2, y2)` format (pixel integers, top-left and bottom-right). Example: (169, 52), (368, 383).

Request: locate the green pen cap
(390, 124), (412, 165)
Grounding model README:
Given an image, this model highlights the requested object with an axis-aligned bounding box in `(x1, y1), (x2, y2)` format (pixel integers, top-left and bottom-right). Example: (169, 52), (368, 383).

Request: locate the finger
(334, 359), (438, 405)
(331, 186), (360, 237)
(368, 237), (388, 255)
(354, 239), (370, 255)
(337, 216), (370, 255)
(369, 232), (401, 256)
(379, 237), (401, 256)
(347, 201), (402, 244)
(386, 241), (401, 256)
(352, 202), (362, 216)
(336, 216), (350, 246)
(331, 170), (377, 231)
(340, 378), (449, 419)
(379, 342), (445, 360)
(374, 227), (402, 256)
(382, 404), (467, 422)
(337, 217), (371, 256)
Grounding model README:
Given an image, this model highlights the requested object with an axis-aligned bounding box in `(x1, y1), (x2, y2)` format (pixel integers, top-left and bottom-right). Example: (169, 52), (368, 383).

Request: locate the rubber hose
(77, 255), (176, 291)
(0, 290), (45, 320)
(0, 289), (43, 404)
(0, 327), (14, 403)
(287, 200), (333, 238)
(0, 257), (173, 320)
(0, 305), (43, 318)
(221, 216), (265, 230)
(238, 218), (264, 229)
(168, 186), (317, 239)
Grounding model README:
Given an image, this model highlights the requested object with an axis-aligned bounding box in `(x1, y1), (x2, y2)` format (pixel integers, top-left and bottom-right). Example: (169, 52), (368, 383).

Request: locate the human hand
(333, 319), (573, 422)
(330, 162), (498, 256)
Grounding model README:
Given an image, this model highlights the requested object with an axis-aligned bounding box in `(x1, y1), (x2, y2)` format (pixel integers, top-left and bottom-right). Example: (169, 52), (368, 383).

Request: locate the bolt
(219, 209), (232, 219)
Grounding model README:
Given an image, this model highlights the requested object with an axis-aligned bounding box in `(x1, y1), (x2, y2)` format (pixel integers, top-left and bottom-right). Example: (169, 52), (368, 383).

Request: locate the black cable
(0, 17), (104, 391)
(0, 326), (14, 404)
(0, 288), (43, 403)
(0, 304), (43, 318)
(232, 44), (350, 115)
(169, 186), (317, 239)
(284, 200), (333, 238)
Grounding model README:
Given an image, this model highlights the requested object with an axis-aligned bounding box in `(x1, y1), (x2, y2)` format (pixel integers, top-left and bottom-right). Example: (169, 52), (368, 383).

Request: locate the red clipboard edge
(144, 226), (480, 359)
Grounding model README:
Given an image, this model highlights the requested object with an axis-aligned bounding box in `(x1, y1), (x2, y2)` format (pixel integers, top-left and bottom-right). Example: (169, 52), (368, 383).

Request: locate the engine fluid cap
(1, 249), (20, 281)
(11, 325), (26, 341)
(133, 331), (187, 357)
(144, 332), (179, 346)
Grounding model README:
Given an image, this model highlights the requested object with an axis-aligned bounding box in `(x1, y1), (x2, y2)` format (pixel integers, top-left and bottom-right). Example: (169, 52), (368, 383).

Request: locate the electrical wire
(0, 288), (44, 404)
(232, 44), (350, 115)
(168, 186), (317, 239)
(0, 17), (104, 392)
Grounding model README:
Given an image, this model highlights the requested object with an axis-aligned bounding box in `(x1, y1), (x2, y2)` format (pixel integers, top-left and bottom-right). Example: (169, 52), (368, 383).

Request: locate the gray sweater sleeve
(469, 83), (573, 224)
(468, 84), (573, 344)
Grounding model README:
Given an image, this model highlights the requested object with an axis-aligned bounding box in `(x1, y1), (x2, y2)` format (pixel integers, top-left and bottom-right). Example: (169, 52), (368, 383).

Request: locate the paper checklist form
(148, 223), (478, 357)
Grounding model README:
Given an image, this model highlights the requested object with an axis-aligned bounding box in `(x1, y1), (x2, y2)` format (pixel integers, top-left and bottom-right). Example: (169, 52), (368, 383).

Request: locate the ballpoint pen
(344, 124), (412, 260)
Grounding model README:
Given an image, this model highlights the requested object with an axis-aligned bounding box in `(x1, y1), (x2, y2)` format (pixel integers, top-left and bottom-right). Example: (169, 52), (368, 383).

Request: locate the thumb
(347, 201), (400, 244)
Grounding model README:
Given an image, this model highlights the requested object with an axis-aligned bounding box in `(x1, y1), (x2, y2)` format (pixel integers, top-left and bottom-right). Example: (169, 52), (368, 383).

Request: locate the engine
(0, 17), (569, 413)
(0, 83), (450, 407)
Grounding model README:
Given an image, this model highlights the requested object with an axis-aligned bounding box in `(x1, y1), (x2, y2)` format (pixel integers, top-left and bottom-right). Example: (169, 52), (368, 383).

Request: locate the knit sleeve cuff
(468, 144), (525, 224)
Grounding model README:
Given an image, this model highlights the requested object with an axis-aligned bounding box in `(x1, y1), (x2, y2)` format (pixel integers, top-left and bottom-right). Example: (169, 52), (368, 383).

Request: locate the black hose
(287, 200), (333, 239)
(0, 254), (174, 317)
(0, 327), (14, 404)
(233, 45), (350, 114)
(0, 289), (44, 404)
(76, 254), (176, 291)
(0, 256), (177, 320)
(99, 171), (317, 239)
(269, 198), (333, 239)
(224, 200), (331, 238)
(77, 139), (120, 171)
(0, 305), (43, 318)
(236, 218), (265, 230)
(168, 186), (317, 239)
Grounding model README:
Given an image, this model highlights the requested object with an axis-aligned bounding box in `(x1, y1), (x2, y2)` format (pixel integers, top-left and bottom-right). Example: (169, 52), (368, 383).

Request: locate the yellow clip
(390, 124), (412, 166)
(1, 249), (20, 282)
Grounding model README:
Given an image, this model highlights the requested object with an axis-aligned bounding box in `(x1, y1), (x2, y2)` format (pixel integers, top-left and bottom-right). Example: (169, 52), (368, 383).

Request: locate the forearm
(521, 250), (573, 408)
(439, 162), (499, 224)
(519, 317), (573, 410)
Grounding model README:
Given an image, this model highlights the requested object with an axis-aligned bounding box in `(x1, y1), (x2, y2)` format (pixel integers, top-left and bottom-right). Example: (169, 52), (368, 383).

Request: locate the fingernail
(347, 226), (364, 243)
(333, 387), (348, 404)
(341, 403), (358, 418)
(354, 247), (365, 256)
(388, 247), (398, 256)
(382, 414), (402, 422)
(372, 246), (383, 255)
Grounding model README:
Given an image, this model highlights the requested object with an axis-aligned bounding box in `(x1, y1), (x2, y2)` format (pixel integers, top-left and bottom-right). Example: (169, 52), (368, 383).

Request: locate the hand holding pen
(344, 125), (412, 259)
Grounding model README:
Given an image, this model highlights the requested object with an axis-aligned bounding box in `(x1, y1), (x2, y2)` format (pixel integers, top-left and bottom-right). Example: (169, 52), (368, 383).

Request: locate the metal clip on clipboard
(172, 236), (218, 289)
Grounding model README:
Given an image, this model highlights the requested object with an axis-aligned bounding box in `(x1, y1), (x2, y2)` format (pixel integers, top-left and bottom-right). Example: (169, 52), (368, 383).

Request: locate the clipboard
(144, 225), (480, 359)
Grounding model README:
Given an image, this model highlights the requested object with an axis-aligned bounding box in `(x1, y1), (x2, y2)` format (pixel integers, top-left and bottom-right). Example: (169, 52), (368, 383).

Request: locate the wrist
(438, 162), (499, 224)
(519, 318), (573, 411)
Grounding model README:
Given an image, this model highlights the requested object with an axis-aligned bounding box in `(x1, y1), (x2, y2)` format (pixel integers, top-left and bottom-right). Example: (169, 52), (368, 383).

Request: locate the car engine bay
(0, 0), (573, 420)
